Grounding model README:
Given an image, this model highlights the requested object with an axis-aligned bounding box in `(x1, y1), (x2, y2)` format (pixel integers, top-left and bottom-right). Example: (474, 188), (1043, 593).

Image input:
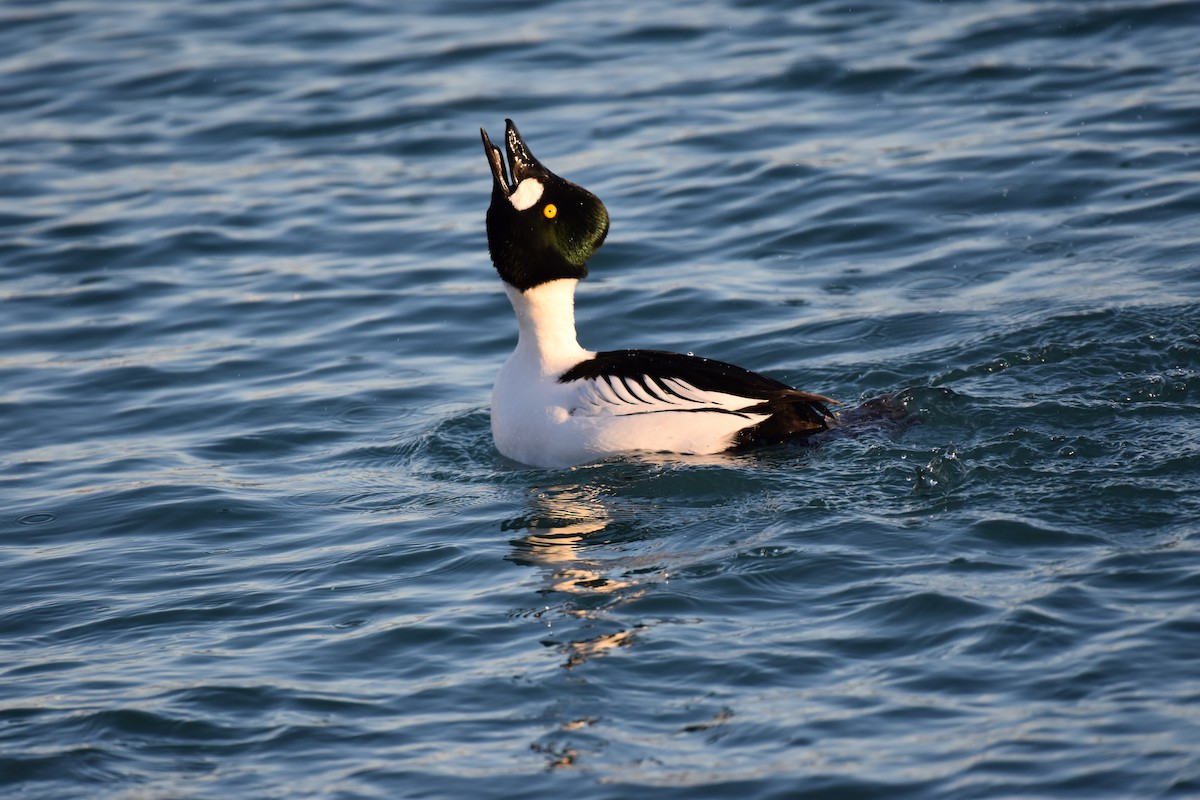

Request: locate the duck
(481, 119), (839, 468)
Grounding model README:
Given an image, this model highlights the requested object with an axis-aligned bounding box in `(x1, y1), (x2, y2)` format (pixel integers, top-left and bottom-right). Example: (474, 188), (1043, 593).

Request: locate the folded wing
(559, 349), (838, 447)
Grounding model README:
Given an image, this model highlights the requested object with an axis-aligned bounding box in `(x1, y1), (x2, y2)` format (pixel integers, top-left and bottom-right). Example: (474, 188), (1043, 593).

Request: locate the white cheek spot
(508, 178), (545, 211)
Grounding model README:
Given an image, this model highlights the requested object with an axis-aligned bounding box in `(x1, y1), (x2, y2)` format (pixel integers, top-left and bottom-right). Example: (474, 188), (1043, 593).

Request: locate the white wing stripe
(662, 377), (708, 404)
(666, 377), (761, 411)
(596, 378), (623, 406)
(570, 373), (767, 418)
(624, 377), (666, 405)
(635, 377), (675, 404)
(607, 376), (642, 405)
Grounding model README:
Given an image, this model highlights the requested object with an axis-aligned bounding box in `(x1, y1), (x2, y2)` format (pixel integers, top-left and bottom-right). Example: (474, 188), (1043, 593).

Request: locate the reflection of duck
(507, 484), (658, 670)
(481, 120), (839, 468)
(507, 483), (635, 597)
(559, 626), (645, 671)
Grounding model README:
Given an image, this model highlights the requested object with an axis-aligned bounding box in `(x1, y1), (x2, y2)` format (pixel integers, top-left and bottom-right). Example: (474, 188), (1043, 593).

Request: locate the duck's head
(481, 119), (610, 292)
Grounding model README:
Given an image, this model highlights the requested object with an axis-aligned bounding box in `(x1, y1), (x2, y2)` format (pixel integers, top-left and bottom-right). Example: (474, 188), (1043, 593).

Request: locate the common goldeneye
(481, 119), (838, 468)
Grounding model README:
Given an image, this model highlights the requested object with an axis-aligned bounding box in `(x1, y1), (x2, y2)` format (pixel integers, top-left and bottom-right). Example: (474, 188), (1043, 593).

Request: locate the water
(2, 0), (1199, 797)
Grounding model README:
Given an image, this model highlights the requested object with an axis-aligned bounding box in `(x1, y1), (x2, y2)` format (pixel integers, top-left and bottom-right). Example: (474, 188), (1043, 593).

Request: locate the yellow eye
(543, 203), (557, 219)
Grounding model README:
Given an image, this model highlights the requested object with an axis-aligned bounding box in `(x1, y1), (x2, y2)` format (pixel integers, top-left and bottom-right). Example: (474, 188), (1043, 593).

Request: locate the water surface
(2, 1), (1199, 797)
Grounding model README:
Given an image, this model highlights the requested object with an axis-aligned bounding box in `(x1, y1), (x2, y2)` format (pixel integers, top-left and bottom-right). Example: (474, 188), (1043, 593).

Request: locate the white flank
(508, 177), (545, 211)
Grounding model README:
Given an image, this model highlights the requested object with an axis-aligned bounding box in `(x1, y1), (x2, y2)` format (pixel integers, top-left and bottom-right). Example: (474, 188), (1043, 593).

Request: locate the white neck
(505, 279), (589, 373)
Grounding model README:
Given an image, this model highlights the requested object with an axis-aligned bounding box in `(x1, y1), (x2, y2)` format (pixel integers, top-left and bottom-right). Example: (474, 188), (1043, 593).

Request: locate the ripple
(2, 0), (1198, 797)
(16, 512), (57, 525)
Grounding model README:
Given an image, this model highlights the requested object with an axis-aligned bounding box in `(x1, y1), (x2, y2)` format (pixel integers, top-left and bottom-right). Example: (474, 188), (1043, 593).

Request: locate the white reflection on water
(506, 481), (661, 669)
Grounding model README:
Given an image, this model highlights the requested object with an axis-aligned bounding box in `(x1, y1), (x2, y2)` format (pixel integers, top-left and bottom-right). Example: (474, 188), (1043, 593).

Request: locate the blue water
(3, 1), (1199, 797)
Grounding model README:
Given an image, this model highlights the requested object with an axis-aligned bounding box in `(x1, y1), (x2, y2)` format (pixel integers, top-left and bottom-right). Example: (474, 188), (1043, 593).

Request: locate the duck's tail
(817, 391), (919, 441)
